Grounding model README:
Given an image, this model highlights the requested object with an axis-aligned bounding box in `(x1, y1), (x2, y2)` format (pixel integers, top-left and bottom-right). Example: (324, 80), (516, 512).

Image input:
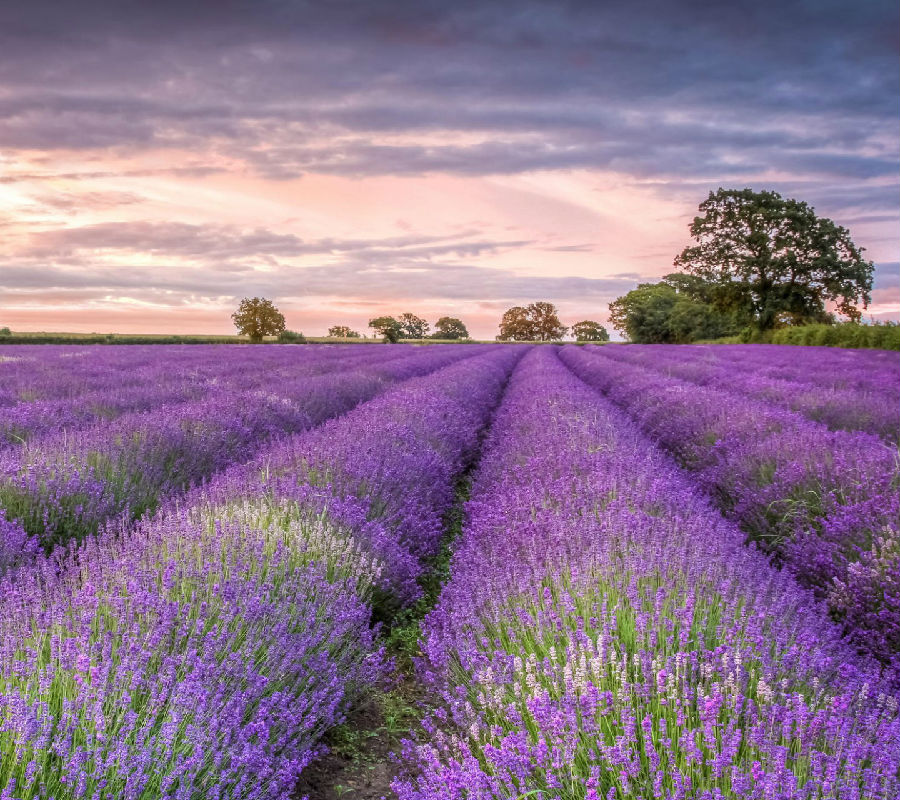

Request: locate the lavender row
(0, 345), (475, 565)
(0, 475), (387, 800)
(0, 347), (520, 799)
(0, 344), (416, 445)
(197, 344), (523, 607)
(631, 343), (900, 393)
(595, 344), (900, 442)
(560, 345), (900, 665)
(0, 345), (319, 406)
(395, 347), (899, 800)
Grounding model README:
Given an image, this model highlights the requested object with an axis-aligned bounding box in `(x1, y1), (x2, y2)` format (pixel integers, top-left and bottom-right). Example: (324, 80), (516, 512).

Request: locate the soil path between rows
(295, 359), (520, 799)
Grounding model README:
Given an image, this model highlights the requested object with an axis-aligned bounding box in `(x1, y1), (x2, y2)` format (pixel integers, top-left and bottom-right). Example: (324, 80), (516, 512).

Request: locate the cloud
(13, 221), (529, 264)
(26, 190), (145, 213)
(0, 167), (227, 184)
(0, 260), (638, 307)
(1, 219), (630, 309)
(0, 1), (894, 184)
(873, 262), (899, 289)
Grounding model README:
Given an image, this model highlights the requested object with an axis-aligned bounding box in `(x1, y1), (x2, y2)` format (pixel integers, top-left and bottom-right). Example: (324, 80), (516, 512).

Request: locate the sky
(0, 0), (897, 339)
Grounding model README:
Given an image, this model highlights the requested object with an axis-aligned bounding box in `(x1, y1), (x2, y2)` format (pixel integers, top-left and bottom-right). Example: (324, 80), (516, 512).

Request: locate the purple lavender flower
(395, 347), (899, 800)
(560, 344), (900, 665)
(0, 344), (521, 797)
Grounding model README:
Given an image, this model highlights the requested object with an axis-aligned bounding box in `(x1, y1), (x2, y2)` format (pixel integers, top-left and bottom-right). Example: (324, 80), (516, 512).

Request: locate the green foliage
(0, 327), (11, 336)
(277, 329), (306, 343)
(497, 306), (529, 341)
(497, 302), (567, 341)
(397, 312), (430, 339)
(327, 325), (361, 338)
(368, 316), (403, 343)
(231, 297), (286, 343)
(674, 188), (874, 330)
(432, 316), (469, 340)
(737, 320), (900, 350)
(609, 282), (734, 343)
(571, 320), (609, 342)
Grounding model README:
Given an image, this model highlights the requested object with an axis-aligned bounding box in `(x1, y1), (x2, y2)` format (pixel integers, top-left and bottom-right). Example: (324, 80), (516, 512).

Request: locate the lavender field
(0, 343), (897, 800)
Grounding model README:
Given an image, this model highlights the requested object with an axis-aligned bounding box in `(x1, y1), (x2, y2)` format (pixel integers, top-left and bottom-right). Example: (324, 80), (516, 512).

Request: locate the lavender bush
(560, 345), (900, 666)
(0, 343), (438, 446)
(593, 344), (900, 442)
(0, 345), (475, 555)
(198, 345), (523, 606)
(0, 498), (388, 800)
(395, 347), (899, 800)
(0, 345), (518, 798)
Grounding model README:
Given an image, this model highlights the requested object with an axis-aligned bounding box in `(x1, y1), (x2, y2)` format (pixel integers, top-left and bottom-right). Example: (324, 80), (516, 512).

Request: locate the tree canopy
(231, 297), (286, 343)
(397, 312), (430, 339)
(674, 188), (873, 329)
(571, 320), (609, 342)
(327, 325), (361, 338)
(497, 302), (568, 341)
(432, 316), (469, 340)
(368, 316), (403, 342)
(609, 282), (732, 344)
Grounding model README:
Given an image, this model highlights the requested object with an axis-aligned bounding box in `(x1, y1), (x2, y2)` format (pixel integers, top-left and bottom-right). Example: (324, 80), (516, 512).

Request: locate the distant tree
(397, 312), (430, 339)
(277, 330), (306, 343)
(232, 297), (286, 343)
(528, 302), (568, 341)
(432, 316), (469, 340)
(609, 283), (728, 343)
(674, 188), (874, 330)
(572, 320), (609, 342)
(369, 316), (403, 343)
(0, 327), (10, 337)
(328, 325), (361, 338)
(497, 306), (533, 341)
(498, 302), (567, 341)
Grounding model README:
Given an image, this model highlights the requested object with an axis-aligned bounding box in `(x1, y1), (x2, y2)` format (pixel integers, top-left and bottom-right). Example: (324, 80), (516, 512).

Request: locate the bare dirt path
(295, 479), (470, 800)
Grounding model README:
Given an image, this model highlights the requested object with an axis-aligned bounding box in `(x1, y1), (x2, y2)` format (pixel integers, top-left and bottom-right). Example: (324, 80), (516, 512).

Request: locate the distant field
(0, 330), (496, 344)
(0, 330), (564, 345)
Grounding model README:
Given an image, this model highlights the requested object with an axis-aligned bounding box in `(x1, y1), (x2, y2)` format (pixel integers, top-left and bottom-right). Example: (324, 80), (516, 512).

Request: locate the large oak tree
(497, 302), (567, 341)
(674, 188), (874, 330)
(432, 316), (469, 340)
(397, 312), (430, 339)
(231, 297), (286, 343)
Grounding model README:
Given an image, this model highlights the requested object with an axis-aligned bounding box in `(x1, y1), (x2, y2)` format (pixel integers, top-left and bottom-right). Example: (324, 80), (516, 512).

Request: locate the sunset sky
(1, 0), (897, 339)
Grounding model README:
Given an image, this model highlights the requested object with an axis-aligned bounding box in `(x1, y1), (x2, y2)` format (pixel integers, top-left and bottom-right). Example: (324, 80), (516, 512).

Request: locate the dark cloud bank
(0, 0), (895, 182)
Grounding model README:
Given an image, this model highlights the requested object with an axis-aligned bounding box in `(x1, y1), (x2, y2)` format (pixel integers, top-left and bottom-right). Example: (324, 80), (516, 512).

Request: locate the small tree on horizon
(497, 302), (567, 341)
(328, 325), (361, 338)
(572, 320), (609, 342)
(432, 316), (469, 340)
(369, 316), (403, 343)
(397, 312), (430, 339)
(528, 301), (568, 341)
(232, 297), (286, 343)
(497, 306), (532, 341)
